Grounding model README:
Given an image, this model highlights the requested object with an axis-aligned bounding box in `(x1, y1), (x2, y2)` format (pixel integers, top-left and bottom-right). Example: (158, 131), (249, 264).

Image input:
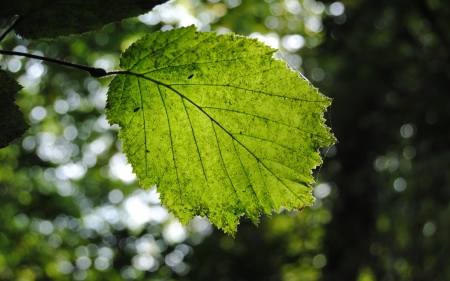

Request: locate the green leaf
(0, 69), (29, 149)
(0, 0), (168, 40)
(106, 26), (336, 234)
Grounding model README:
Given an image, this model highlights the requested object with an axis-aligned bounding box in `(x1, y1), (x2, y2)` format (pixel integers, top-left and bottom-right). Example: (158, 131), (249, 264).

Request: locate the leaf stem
(0, 50), (120, 78)
(0, 17), (22, 43)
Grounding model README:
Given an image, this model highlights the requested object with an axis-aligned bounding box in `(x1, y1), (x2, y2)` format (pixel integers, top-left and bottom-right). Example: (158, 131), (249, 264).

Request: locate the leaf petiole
(0, 50), (118, 78)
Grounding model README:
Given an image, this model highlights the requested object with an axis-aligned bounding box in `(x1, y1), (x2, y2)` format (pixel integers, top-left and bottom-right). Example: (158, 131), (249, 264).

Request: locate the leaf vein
(233, 133), (297, 153)
(212, 122), (242, 207)
(128, 28), (192, 70)
(172, 83), (323, 103)
(157, 84), (182, 204)
(232, 139), (263, 209)
(139, 53), (274, 76)
(160, 32), (217, 72)
(203, 106), (324, 137)
(137, 79), (148, 176)
(182, 99), (210, 200)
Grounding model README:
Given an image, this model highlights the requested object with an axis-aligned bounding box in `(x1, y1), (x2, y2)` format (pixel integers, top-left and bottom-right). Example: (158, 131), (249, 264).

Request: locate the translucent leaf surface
(0, 0), (168, 39)
(0, 69), (29, 148)
(106, 26), (336, 234)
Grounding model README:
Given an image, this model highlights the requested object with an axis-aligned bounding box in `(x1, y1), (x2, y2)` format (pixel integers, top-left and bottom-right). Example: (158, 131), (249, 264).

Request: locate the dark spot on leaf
(134, 107), (140, 112)
(146, 150), (149, 153)
(188, 74), (194, 79)
(297, 205), (306, 212)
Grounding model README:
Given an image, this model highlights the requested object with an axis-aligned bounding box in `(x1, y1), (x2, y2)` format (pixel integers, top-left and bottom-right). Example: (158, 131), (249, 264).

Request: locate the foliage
(0, 1), (334, 235)
(0, 69), (29, 148)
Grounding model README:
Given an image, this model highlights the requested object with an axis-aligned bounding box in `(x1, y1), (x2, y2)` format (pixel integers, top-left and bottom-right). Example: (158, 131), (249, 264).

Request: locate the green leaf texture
(0, 0), (168, 40)
(0, 69), (29, 148)
(106, 26), (336, 234)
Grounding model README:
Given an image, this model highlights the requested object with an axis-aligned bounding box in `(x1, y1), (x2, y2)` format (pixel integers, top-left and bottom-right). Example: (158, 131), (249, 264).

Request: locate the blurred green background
(1, 0), (449, 280)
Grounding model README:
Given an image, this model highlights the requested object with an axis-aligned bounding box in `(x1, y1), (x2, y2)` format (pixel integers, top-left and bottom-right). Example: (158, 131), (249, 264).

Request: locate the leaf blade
(106, 26), (335, 234)
(0, 69), (29, 149)
(0, 0), (168, 40)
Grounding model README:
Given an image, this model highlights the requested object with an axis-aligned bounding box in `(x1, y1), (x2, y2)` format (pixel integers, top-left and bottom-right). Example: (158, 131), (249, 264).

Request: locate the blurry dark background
(0, 0), (449, 280)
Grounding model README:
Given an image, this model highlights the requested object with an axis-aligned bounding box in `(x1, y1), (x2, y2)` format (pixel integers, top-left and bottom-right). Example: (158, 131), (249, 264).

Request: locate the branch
(0, 50), (118, 78)
(0, 17), (22, 43)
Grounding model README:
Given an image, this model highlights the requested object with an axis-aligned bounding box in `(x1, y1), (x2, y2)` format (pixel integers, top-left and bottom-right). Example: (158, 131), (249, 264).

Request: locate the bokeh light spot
(7, 58), (21, 72)
(329, 2), (345, 16)
(312, 254), (327, 268)
(282, 34), (305, 52)
(393, 178), (407, 192)
(423, 221), (436, 237)
(163, 221), (187, 244)
(109, 189), (124, 204)
(400, 124), (414, 138)
(30, 106), (47, 123)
